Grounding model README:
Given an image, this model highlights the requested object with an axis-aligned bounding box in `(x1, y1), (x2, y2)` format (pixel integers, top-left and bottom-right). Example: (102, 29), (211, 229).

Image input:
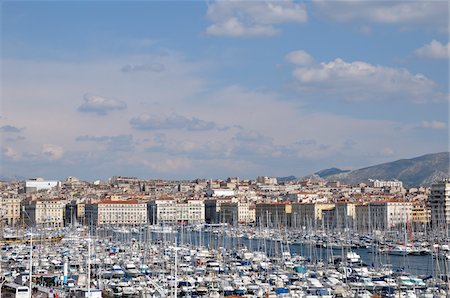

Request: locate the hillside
(324, 152), (449, 187)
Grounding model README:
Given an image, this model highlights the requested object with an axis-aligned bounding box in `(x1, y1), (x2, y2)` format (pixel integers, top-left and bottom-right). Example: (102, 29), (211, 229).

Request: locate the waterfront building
(355, 200), (413, 231)
(147, 198), (205, 224)
(429, 178), (450, 227)
(320, 202), (356, 231)
(255, 202), (291, 228)
(0, 196), (21, 226)
(218, 201), (254, 225)
(290, 203), (335, 229)
(85, 200), (147, 226)
(412, 202), (431, 225)
(22, 199), (65, 228)
(204, 197), (235, 224)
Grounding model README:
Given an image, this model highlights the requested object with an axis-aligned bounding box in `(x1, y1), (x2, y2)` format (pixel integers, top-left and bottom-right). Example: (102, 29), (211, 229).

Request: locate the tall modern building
(429, 178), (450, 227)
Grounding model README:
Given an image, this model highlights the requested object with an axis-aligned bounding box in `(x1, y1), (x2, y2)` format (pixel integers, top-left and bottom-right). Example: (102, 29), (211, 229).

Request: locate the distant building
(22, 178), (60, 193)
(205, 189), (235, 197)
(369, 179), (403, 189)
(429, 178), (450, 227)
(256, 176), (278, 185)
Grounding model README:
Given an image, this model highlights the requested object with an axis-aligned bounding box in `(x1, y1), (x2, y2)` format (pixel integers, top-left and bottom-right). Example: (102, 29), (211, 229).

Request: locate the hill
(315, 168), (350, 178)
(324, 152), (449, 187)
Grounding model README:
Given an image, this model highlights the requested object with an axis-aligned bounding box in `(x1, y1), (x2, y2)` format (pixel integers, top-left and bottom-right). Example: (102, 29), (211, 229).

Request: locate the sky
(1, 0), (449, 181)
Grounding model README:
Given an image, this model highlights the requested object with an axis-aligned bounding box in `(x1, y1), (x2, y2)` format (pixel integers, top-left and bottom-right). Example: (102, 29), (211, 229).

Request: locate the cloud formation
(285, 50), (314, 65)
(313, 1), (448, 30)
(76, 134), (134, 151)
(291, 58), (445, 103)
(0, 125), (22, 133)
(2, 146), (20, 161)
(42, 144), (64, 160)
(78, 94), (127, 115)
(415, 40), (450, 59)
(206, 0), (307, 37)
(121, 63), (165, 73)
(417, 120), (447, 130)
(147, 134), (229, 160)
(130, 114), (221, 131)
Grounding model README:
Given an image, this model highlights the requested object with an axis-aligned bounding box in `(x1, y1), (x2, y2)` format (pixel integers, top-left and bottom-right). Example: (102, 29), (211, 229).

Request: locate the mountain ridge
(322, 152), (449, 187)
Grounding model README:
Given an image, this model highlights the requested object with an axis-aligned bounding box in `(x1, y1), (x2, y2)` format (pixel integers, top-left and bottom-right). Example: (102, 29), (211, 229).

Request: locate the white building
(22, 199), (65, 228)
(205, 189), (235, 197)
(85, 200), (147, 226)
(0, 196), (21, 226)
(369, 179), (403, 189)
(148, 199), (205, 224)
(256, 176), (278, 185)
(23, 178), (60, 193)
(429, 178), (450, 227)
(356, 200), (412, 231)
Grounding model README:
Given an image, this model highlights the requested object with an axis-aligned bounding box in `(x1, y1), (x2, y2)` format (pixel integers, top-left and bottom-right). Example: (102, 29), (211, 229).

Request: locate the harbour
(2, 224), (450, 297)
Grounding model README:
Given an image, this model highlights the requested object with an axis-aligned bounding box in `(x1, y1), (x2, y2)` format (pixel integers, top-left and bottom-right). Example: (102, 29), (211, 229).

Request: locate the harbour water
(125, 226), (442, 276)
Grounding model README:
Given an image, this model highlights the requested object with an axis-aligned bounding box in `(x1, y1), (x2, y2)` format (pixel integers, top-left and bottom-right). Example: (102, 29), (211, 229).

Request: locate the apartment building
(429, 179), (450, 227)
(0, 196), (21, 226)
(290, 203), (335, 229)
(85, 200), (147, 226)
(218, 202), (254, 224)
(22, 199), (65, 228)
(147, 198), (205, 224)
(320, 203), (356, 230)
(255, 202), (291, 227)
(412, 202), (431, 225)
(355, 200), (413, 231)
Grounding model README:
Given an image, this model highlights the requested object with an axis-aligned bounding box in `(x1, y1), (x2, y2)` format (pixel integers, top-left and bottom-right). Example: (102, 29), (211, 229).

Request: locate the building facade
(429, 179), (450, 227)
(0, 196), (21, 226)
(85, 200), (147, 226)
(22, 199), (65, 228)
(148, 199), (205, 224)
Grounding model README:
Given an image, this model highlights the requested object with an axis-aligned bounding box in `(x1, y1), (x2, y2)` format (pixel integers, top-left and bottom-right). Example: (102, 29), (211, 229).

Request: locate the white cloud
(292, 58), (445, 103)
(0, 125), (22, 133)
(415, 40), (450, 59)
(145, 157), (193, 173)
(130, 114), (221, 131)
(78, 94), (127, 115)
(42, 144), (64, 160)
(285, 50), (314, 65)
(206, 0), (307, 37)
(313, 1), (448, 31)
(380, 147), (395, 157)
(2, 146), (20, 161)
(418, 120), (447, 130)
(121, 62), (165, 73)
(206, 18), (278, 37)
(76, 134), (134, 151)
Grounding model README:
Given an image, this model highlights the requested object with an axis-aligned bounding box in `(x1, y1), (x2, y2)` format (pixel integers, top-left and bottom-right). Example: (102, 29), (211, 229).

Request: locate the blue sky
(1, 0), (449, 181)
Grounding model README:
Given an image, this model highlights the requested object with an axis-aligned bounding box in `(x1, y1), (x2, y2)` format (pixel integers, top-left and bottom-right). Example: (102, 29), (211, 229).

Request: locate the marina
(1, 224), (450, 297)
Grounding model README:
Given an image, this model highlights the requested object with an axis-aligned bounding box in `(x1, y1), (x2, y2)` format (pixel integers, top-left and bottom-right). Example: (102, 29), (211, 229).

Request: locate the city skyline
(1, 1), (449, 180)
